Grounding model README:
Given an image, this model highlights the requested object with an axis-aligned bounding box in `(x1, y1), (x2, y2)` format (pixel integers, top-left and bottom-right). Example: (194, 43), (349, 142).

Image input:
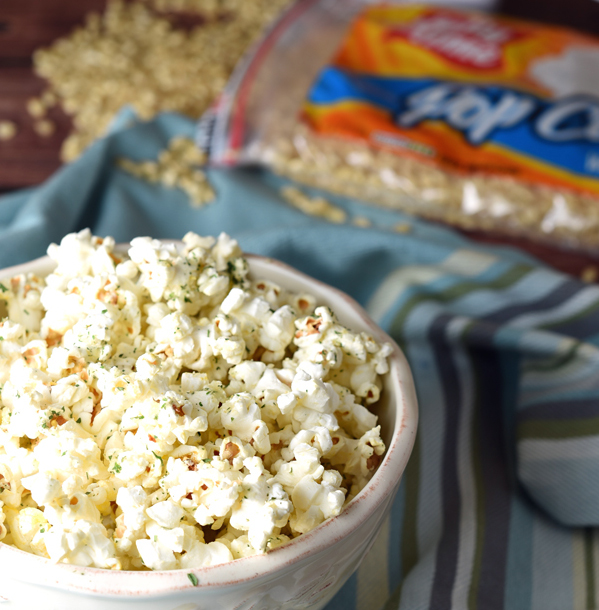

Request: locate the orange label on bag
(303, 5), (599, 196)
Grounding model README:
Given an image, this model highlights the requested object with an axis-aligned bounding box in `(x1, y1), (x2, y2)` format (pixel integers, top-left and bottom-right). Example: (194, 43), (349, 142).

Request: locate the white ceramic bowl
(0, 248), (418, 610)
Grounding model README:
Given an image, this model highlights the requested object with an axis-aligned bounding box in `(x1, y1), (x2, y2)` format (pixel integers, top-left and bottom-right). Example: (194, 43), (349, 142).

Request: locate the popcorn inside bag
(0, 231), (390, 570)
(202, 1), (599, 251)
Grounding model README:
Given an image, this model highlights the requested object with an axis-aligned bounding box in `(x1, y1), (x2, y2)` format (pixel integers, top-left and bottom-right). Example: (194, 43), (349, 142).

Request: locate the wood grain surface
(1, 0), (599, 277)
(0, 1), (106, 189)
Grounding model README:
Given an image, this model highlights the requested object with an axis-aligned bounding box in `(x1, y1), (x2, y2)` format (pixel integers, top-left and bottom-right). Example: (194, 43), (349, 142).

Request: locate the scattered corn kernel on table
(2, 0), (599, 276)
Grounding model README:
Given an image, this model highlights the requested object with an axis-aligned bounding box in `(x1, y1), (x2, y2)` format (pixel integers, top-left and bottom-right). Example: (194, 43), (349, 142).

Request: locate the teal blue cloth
(4, 110), (599, 609)
(0, 110), (531, 273)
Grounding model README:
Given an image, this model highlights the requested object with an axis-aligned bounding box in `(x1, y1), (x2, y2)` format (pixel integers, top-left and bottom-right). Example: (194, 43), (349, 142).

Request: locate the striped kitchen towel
(353, 251), (599, 610)
(0, 110), (598, 609)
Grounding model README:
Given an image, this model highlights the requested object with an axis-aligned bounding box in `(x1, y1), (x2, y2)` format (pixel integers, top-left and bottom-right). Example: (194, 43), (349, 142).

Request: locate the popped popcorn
(0, 229), (389, 570)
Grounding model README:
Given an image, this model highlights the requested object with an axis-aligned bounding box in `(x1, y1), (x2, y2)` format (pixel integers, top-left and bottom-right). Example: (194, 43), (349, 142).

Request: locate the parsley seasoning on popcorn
(0, 230), (390, 570)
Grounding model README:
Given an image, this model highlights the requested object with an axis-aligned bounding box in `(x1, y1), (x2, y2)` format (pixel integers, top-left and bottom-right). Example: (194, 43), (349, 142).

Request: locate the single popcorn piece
(0, 229), (390, 571)
(0, 120), (17, 141)
(33, 119), (55, 138)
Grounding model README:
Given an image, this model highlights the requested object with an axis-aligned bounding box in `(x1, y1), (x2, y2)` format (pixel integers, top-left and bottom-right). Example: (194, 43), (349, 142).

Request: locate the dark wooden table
(0, 1), (107, 189)
(2, 0), (599, 276)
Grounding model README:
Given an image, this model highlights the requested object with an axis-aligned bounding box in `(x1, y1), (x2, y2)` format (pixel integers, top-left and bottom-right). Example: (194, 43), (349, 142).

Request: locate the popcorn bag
(199, 0), (599, 251)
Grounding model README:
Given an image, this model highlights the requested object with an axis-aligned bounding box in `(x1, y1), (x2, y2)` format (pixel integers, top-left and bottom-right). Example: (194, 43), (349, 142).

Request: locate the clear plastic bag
(200, 1), (599, 251)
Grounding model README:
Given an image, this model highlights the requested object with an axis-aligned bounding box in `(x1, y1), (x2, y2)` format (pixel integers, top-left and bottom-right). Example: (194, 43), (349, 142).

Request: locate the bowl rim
(0, 246), (419, 597)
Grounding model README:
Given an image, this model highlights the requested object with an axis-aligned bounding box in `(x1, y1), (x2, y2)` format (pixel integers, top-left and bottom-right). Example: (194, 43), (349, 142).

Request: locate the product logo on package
(386, 11), (522, 70)
(397, 83), (599, 146)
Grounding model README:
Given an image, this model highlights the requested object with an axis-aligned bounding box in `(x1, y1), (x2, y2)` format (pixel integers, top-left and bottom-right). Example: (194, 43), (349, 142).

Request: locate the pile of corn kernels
(32, 0), (293, 161)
